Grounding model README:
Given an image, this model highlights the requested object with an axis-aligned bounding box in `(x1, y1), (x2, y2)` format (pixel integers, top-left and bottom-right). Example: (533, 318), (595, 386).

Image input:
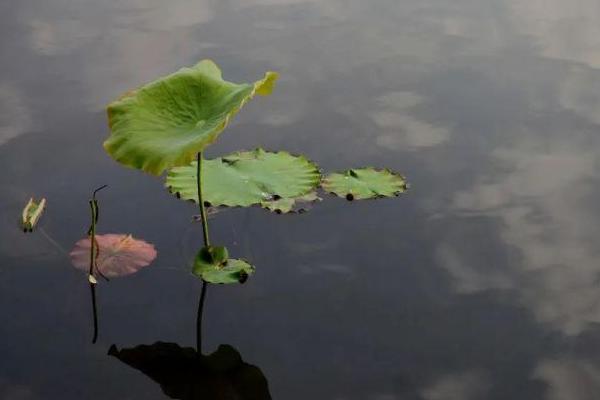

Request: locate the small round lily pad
(70, 234), (157, 278)
(322, 168), (407, 200)
(192, 246), (254, 284)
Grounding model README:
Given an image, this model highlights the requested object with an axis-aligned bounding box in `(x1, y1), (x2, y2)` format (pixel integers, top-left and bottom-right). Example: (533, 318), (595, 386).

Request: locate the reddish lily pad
(70, 234), (157, 278)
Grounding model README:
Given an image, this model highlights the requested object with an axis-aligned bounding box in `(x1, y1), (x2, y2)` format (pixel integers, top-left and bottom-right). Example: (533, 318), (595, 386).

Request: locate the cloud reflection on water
(534, 358), (600, 400)
(443, 131), (600, 335)
(509, 0), (600, 69)
(0, 83), (32, 147)
(26, 0), (217, 108)
(6, 0), (600, 397)
(421, 370), (491, 400)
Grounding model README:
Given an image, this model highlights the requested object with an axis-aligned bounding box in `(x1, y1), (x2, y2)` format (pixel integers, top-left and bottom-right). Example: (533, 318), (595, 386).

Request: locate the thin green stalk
(88, 199), (97, 277)
(88, 185), (107, 344)
(88, 197), (99, 344)
(196, 152), (210, 246)
(88, 184), (107, 277)
(196, 152), (210, 354)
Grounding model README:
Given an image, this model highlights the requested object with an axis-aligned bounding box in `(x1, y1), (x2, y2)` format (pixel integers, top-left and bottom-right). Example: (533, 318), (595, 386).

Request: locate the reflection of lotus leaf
(166, 149), (320, 212)
(0, 82), (33, 147)
(69, 234), (157, 278)
(109, 342), (272, 400)
(104, 60), (278, 175)
(322, 168), (407, 200)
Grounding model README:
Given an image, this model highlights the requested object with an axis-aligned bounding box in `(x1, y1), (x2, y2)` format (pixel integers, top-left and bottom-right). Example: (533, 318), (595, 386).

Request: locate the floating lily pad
(21, 197), (46, 232)
(261, 191), (320, 213)
(70, 234), (157, 278)
(166, 149), (321, 212)
(322, 168), (407, 200)
(104, 60), (278, 175)
(192, 246), (254, 284)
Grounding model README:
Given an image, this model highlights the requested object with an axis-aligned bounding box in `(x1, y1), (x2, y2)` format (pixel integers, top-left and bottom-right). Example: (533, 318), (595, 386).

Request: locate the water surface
(2, 0), (600, 398)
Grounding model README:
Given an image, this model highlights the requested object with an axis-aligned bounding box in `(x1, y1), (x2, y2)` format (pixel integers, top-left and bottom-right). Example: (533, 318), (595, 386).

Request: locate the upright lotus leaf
(166, 149), (321, 212)
(193, 246), (254, 284)
(104, 60), (278, 175)
(322, 168), (408, 200)
(70, 234), (157, 278)
(21, 197), (46, 232)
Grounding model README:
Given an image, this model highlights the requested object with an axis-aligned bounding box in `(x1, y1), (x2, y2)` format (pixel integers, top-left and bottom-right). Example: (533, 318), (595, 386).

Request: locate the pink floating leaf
(70, 234), (157, 278)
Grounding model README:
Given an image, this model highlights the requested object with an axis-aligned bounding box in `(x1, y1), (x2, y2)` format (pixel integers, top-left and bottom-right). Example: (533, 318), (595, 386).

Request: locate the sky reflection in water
(2, 0), (600, 398)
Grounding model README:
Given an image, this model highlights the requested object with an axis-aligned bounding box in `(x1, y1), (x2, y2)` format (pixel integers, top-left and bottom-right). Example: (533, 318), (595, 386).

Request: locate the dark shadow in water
(108, 342), (272, 400)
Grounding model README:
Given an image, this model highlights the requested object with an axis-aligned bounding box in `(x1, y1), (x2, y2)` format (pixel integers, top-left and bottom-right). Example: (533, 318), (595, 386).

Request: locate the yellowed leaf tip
(255, 72), (279, 96)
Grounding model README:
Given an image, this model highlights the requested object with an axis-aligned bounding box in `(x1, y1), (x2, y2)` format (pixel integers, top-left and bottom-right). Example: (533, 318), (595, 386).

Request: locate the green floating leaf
(261, 191), (320, 213)
(193, 246), (255, 284)
(166, 149), (321, 212)
(322, 168), (407, 200)
(104, 60), (278, 175)
(21, 197), (46, 232)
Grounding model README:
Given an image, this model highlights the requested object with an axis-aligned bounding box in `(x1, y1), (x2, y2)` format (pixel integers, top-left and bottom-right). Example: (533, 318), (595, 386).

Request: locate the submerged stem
(196, 152), (211, 354)
(90, 283), (98, 344)
(196, 281), (208, 353)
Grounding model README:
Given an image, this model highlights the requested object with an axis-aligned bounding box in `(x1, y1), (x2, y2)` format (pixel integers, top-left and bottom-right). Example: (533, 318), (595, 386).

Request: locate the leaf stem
(88, 199), (97, 278)
(196, 152), (210, 247)
(196, 152), (211, 354)
(88, 197), (99, 344)
(88, 185), (107, 344)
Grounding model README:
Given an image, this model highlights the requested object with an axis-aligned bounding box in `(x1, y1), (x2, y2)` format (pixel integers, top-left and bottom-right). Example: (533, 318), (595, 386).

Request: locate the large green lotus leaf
(192, 246), (254, 284)
(322, 168), (407, 200)
(166, 149), (321, 211)
(104, 60), (278, 175)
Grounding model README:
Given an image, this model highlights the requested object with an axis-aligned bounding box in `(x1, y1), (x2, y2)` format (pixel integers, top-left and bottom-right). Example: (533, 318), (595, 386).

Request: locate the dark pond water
(2, 0), (600, 398)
